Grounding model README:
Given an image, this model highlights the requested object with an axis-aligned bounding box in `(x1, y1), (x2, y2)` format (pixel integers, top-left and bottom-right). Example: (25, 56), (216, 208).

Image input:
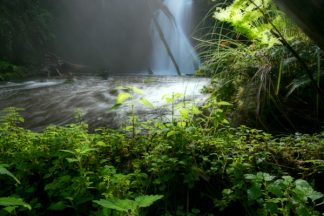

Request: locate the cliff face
(274, 0), (324, 49)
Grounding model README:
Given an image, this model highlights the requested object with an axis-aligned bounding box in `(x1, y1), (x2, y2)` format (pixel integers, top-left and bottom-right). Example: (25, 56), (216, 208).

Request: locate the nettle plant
(0, 164), (31, 214)
(218, 172), (324, 216)
(93, 195), (163, 216)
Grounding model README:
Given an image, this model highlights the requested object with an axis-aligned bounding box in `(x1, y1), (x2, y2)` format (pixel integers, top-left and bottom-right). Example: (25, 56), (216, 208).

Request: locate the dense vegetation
(0, 0), (52, 80)
(0, 0), (323, 215)
(1, 104), (323, 215)
(198, 0), (324, 132)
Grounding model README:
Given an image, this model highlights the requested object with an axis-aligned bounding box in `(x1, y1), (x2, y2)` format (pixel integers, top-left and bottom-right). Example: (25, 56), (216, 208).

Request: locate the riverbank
(0, 60), (43, 82)
(0, 107), (323, 215)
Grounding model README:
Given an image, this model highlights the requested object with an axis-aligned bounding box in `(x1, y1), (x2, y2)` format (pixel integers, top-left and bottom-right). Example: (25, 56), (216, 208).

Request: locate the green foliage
(93, 195), (163, 216)
(199, 0), (323, 132)
(0, 164), (20, 184)
(219, 172), (324, 215)
(0, 60), (30, 81)
(0, 0), (53, 65)
(0, 197), (31, 211)
(0, 107), (323, 215)
(0, 164), (31, 214)
(214, 0), (279, 46)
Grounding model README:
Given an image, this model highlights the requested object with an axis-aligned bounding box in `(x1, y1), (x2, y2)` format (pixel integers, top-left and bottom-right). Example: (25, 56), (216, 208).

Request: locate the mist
(44, 0), (200, 74)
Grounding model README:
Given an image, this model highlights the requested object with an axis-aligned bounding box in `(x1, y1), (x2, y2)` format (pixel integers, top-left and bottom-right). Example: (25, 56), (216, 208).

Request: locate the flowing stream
(0, 75), (209, 131)
(150, 0), (200, 75)
(0, 1), (206, 130)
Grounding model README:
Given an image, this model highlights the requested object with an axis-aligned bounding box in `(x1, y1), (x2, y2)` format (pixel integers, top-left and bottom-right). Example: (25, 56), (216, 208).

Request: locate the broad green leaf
(107, 103), (121, 112)
(162, 93), (184, 103)
(222, 189), (233, 195)
(268, 180), (284, 197)
(3, 206), (17, 213)
(245, 174), (256, 180)
(0, 197), (31, 210)
(134, 195), (163, 208)
(139, 98), (154, 108)
(217, 101), (232, 106)
(80, 147), (97, 155)
(177, 121), (186, 127)
(125, 126), (134, 131)
(96, 141), (107, 147)
(0, 164), (20, 184)
(262, 173), (275, 182)
(116, 92), (131, 104)
(247, 186), (262, 200)
(66, 158), (79, 163)
(48, 201), (66, 211)
(179, 108), (190, 120)
(129, 86), (144, 94)
(222, 119), (229, 124)
(190, 105), (202, 115)
(282, 176), (294, 185)
(93, 199), (133, 212)
(59, 150), (75, 155)
(167, 130), (176, 137)
(294, 179), (323, 201)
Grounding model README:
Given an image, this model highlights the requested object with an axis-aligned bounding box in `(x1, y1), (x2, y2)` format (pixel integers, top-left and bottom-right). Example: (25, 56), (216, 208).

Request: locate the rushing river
(0, 75), (210, 131)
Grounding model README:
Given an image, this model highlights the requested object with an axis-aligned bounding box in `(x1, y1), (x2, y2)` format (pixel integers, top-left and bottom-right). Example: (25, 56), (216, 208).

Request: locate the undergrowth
(197, 0), (324, 132)
(0, 105), (323, 215)
(0, 60), (30, 81)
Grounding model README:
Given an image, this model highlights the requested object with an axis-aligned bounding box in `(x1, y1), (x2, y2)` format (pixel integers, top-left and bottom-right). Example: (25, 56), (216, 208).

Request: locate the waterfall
(150, 0), (200, 75)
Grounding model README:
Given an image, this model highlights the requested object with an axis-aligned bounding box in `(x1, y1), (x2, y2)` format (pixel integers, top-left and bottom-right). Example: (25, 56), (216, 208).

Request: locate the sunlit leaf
(190, 105), (202, 115)
(59, 150), (75, 155)
(93, 199), (133, 212)
(217, 101), (232, 106)
(167, 130), (176, 137)
(3, 206), (17, 213)
(66, 158), (79, 163)
(179, 108), (190, 119)
(139, 98), (154, 108)
(96, 141), (107, 147)
(116, 92), (131, 104)
(107, 103), (122, 112)
(129, 86), (144, 94)
(134, 195), (163, 208)
(177, 121), (186, 127)
(0, 197), (31, 210)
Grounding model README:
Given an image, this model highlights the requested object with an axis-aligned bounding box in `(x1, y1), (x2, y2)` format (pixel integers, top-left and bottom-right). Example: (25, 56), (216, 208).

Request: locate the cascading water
(150, 0), (200, 75)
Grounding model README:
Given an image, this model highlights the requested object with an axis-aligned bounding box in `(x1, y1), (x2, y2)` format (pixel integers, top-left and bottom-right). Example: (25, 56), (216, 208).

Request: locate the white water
(150, 0), (200, 75)
(0, 76), (209, 130)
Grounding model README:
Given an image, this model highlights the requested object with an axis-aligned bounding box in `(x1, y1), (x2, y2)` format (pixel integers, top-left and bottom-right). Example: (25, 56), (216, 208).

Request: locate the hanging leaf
(134, 195), (163, 208)
(217, 101), (232, 106)
(0, 164), (20, 184)
(93, 198), (133, 212)
(139, 98), (155, 108)
(116, 92), (132, 104)
(107, 103), (122, 112)
(0, 197), (31, 210)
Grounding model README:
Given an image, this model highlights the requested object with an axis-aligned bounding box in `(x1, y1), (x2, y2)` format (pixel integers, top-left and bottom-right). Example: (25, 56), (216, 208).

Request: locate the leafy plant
(199, 0), (323, 132)
(242, 173), (324, 215)
(214, 0), (280, 46)
(0, 108), (323, 215)
(0, 164), (31, 214)
(94, 195), (163, 216)
(0, 0), (53, 65)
